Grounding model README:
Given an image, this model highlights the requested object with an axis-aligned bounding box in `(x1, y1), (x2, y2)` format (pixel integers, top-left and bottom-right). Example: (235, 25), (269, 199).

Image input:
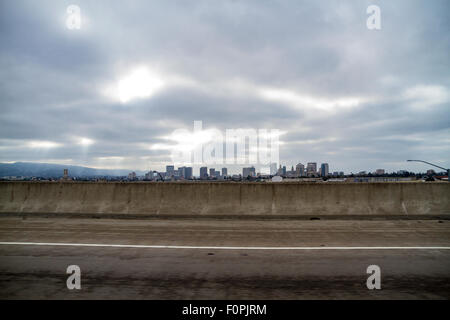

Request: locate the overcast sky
(0, 0), (449, 174)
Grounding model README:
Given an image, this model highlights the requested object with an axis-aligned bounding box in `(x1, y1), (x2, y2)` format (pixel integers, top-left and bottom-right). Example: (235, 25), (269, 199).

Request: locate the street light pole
(407, 160), (449, 182)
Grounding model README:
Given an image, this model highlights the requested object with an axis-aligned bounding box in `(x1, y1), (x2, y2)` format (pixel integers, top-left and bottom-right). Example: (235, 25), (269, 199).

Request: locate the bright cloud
(403, 85), (449, 109)
(116, 67), (165, 103)
(27, 141), (62, 148)
(259, 88), (362, 111)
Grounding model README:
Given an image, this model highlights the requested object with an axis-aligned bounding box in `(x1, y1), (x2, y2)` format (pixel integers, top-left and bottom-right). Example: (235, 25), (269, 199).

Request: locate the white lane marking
(0, 242), (449, 250)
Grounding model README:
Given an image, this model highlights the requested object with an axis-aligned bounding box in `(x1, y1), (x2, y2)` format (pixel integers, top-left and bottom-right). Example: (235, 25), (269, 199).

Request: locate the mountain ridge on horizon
(0, 162), (146, 178)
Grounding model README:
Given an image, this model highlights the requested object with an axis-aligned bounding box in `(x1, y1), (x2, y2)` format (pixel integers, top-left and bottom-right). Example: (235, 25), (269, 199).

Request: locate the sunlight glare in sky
(117, 67), (165, 103)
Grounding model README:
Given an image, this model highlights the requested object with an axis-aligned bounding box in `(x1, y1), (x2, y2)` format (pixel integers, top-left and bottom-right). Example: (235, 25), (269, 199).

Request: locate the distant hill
(0, 162), (145, 178)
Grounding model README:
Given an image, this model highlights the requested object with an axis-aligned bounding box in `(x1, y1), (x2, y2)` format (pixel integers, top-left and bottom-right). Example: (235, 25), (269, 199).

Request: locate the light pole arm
(407, 160), (448, 171)
(407, 160), (449, 182)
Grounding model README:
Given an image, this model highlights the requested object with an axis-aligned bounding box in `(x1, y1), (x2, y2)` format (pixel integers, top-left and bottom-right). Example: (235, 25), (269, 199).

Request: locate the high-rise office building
(307, 162), (317, 176)
(166, 165), (175, 177)
(270, 163), (278, 175)
(145, 171), (153, 180)
(221, 168), (228, 177)
(296, 163), (305, 177)
(200, 167), (208, 179)
(178, 166), (192, 179)
(243, 167), (256, 177)
(185, 167), (193, 179)
(277, 165), (283, 175)
(209, 168), (215, 177)
(320, 163), (329, 177)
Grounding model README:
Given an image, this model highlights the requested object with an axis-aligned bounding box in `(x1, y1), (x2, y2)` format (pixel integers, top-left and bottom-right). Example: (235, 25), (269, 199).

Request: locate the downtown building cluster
(129, 166), (194, 181)
(269, 162), (343, 178)
(127, 162), (345, 181)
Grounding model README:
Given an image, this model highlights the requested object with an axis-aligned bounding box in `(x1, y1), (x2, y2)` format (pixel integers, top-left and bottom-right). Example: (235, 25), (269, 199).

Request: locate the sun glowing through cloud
(117, 67), (165, 103)
(78, 137), (94, 146)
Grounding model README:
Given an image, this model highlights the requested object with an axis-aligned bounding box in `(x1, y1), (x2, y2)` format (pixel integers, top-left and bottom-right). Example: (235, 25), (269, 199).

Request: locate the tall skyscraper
(296, 163), (305, 177)
(221, 168), (228, 177)
(166, 165), (175, 177)
(270, 163), (277, 175)
(200, 167), (208, 179)
(277, 165), (283, 175)
(145, 171), (153, 180)
(185, 167), (193, 179)
(243, 167), (256, 177)
(209, 168), (215, 177)
(320, 163), (329, 177)
(178, 166), (192, 179)
(307, 162), (317, 176)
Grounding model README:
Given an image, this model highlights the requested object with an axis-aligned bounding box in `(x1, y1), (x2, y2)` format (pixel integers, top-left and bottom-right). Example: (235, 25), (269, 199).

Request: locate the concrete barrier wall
(0, 182), (449, 216)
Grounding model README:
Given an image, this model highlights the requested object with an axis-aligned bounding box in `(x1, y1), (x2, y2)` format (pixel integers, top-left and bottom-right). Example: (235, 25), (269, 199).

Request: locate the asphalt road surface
(0, 216), (449, 299)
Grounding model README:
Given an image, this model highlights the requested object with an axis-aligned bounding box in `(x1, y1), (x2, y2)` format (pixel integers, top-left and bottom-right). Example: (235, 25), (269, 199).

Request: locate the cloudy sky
(0, 0), (449, 174)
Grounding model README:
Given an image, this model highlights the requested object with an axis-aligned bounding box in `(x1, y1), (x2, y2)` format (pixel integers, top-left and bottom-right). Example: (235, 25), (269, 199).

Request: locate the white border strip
(0, 242), (449, 250)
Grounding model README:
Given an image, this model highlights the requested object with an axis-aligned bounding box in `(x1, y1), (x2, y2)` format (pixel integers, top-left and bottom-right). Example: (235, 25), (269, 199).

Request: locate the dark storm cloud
(0, 0), (449, 173)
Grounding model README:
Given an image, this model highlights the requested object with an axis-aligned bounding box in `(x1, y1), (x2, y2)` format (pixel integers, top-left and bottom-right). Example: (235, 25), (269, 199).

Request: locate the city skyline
(129, 161), (442, 179)
(1, 159), (447, 179)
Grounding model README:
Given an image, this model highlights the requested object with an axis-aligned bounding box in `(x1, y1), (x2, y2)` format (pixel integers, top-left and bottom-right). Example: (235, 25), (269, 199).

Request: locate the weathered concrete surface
(0, 182), (449, 216)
